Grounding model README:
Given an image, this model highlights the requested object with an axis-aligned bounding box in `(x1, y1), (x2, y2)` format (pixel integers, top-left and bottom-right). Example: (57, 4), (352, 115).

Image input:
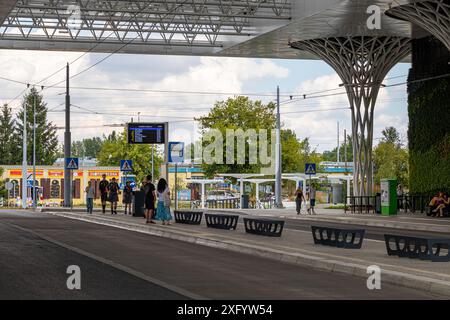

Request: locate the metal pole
(337, 122), (340, 163)
(22, 85), (29, 209)
(344, 129), (347, 172)
(174, 163), (178, 210)
(275, 85), (282, 208)
(64, 63), (71, 207)
(32, 90), (36, 209)
(151, 146), (154, 180)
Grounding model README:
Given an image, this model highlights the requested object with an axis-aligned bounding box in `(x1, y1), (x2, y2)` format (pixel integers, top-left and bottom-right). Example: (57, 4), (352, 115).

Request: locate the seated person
(429, 192), (446, 218)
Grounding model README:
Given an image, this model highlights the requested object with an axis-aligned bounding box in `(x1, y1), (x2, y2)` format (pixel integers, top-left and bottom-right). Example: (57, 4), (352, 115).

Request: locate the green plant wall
(408, 78), (450, 194)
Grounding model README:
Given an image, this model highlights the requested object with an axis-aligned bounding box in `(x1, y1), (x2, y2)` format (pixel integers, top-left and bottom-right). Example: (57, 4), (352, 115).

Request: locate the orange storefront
(1, 166), (122, 206)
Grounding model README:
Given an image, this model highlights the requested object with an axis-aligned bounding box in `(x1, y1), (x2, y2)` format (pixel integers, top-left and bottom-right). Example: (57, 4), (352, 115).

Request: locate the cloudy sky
(0, 49), (410, 153)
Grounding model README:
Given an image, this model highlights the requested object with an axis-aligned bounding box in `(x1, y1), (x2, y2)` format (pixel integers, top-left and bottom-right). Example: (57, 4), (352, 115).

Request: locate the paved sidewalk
(45, 210), (450, 296)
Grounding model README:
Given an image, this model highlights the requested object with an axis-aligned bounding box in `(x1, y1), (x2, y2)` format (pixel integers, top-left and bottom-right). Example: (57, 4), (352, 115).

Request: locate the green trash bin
(380, 179), (398, 216)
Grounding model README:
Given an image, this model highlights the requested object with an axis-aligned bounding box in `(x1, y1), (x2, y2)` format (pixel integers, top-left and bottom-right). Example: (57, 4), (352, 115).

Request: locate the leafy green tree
(381, 126), (402, 147)
(196, 96), (277, 177)
(0, 104), (19, 164)
(281, 129), (302, 173)
(373, 141), (409, 187)
(14, 87), (59, 165)
(71, 137), (104, 158)
(298, 137), (323, 172)
(97, 129), (163, 181)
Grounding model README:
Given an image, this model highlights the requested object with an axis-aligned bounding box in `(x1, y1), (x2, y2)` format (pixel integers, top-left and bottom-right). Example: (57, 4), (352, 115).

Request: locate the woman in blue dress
(154, 178), (173, 225)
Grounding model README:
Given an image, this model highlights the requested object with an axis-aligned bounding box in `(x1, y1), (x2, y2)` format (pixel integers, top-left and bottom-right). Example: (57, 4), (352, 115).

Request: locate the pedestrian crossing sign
(305, 163), (316, 175)
(120, 160), (133, 172)
(66, 158), (79, 170)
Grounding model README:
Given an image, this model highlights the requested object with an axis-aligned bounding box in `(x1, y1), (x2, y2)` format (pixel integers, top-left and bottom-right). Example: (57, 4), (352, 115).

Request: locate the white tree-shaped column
(387, 0), (450, 51)
(291, 37), (410, 196)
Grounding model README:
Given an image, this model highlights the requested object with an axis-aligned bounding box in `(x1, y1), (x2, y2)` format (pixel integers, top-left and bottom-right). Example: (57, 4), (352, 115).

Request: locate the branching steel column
(387, 0), (450, 51)
(291, 36), (411, 196)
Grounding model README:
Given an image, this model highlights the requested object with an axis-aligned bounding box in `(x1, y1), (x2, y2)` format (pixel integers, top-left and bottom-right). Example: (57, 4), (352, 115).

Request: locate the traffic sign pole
(174, 163), (178, 210)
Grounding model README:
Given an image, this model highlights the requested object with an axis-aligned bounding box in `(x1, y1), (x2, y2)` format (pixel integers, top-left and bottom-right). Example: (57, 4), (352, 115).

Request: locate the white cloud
(0, 51), (290, 144)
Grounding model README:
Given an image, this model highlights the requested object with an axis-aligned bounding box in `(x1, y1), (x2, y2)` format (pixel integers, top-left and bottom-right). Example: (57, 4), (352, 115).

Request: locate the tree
(14, 88), (59, 165)
(298, 137), (323, 172)
(381, 126), (402, 147)
(97, 129), (163, 181)
(281, 129), (302, 173)
(196, 96), (277, 177)
(373, 140), (409, 187)
(71, 137), (104, 158)
(0, 104), (19, 164)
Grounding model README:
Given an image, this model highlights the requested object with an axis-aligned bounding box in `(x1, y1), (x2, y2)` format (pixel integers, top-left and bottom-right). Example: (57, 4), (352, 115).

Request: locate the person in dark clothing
(99, 174), (109, 214)
(143, 175), (156, 224)
(123, 180), (133, 215)
(108, 177), (120, 215)
(294, 187), (306, 214)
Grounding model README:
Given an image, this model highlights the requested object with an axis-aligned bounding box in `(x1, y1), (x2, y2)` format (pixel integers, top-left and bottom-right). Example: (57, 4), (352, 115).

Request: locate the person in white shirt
(85, 180), (95, 214)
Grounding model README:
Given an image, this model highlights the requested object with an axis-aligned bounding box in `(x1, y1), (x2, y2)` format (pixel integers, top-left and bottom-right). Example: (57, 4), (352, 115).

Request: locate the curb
(47, 211), (450, 297)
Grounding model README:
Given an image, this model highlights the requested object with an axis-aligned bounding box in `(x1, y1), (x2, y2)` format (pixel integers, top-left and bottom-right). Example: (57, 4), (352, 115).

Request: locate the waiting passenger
(429, 192), (446, 218)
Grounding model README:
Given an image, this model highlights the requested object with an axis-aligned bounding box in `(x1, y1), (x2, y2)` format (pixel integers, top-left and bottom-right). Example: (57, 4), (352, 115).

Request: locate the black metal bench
(243, 218), (284, 237)
(311, 226), (365, 249)
(384, 234), (450, 262)
(174, 211), (203, 225)
(205, 214), (239, 230)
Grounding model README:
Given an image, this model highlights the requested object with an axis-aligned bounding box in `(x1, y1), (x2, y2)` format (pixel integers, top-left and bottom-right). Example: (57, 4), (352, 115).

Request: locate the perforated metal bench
(384, 234), (450, 262)
(205, 213), (239, 230)
(311, 226), (365, 249)
(243, 218), (284, 237)
(174, 211), (203, 225)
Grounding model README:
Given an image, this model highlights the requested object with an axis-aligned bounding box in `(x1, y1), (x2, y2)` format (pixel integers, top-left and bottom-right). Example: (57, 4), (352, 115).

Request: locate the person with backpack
(154, 178), (173, 225)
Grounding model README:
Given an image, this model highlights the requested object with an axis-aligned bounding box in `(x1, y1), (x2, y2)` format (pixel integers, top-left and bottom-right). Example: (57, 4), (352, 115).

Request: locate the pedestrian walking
(99, 174), (109, 214)
(154, 178), (173, 225)
(85, 180), (95, 214)
(294, 186), (306, 214)
(123, 180), (133, 215)
(108, 177), (120, 215)
(143, 175), (156, 224)
(308, 185), (317, 215)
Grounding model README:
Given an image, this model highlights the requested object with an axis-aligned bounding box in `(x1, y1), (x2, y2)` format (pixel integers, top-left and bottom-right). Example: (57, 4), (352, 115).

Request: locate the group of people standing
(84, 174), (123, 215)
(141, 175), (173, 225)
(84, 173), (173, 225)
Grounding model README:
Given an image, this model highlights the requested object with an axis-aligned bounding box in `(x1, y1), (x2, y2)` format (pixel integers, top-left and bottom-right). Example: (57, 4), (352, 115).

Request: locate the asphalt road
(0, 210), (440, 300)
